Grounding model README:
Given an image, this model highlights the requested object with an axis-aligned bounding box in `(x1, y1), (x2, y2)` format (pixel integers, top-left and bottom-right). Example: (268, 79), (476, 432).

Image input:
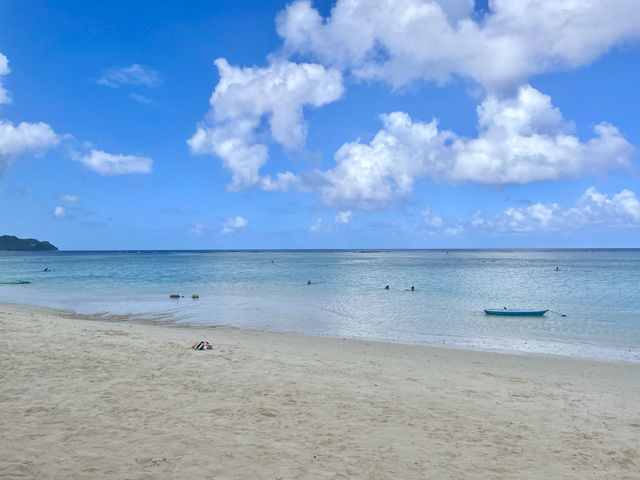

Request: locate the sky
(1, 0), (639, 250)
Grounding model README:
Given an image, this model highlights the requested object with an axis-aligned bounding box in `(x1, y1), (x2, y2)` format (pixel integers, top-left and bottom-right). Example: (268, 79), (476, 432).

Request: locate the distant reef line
(0, 235), (58, 251)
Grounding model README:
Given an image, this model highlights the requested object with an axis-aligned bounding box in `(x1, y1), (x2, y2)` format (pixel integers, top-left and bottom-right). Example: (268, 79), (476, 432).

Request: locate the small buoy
(192, 294), (199, 299)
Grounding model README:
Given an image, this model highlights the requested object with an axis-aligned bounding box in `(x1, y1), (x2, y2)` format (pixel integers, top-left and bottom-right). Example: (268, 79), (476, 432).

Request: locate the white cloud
(479, 187), (640, 232)
(188, 58), (344, 191)
(416, 187), (640, 236)
(314, 85), (633, 209)
(130, 93), (153, 105)
(572, 187), (640, 226)
(309, 218), (322, 232)
(421, 206), (464, 236)
(449, 86), (633, 184)
(54, 206), (66, 218)
(60, 194), (79, 203)
(0, 53), (59, 176)
(436, 0), (474, 24)
(0, 120), (60, 176)
(0, 52), (10, 105)
(444, 225), (464, 236)
(1, 53), (154, 180)
(333, 210), (353, 225)
(277, 0), (640, 92)
(471, 210), (485, 228)
(0, 120), (60, 156)
(422, 206), (444, 228)
(183, 4), (636, 210)
(78, 149), (153, 176)
(222, 216), (248, 234)
(191, 222), (206, 235)
(98, 64), (162, 88)
(317, 111), (452, 210)
(499, 203), (562, 232)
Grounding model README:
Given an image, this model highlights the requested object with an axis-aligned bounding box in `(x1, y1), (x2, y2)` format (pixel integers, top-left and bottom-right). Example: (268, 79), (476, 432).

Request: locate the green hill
(0, 235), (58, 251)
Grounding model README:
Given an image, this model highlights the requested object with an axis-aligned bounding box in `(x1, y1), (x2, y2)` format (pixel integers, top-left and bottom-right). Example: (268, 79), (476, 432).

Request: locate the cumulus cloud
(421, 206), (464, 236)
(0, 53), (154, 180)
(422, 206), (444, 228)
(488, 187), (640, 232)
(221, 215), (248, 234)
(0, 121), (60, 157)
(183, 3), (636, 210)
(314, 85), (633, 209)
(188, 58), (344, 191)
(78, 149), (153, 176)
(0, 120), (60, 176)
(449, 86), (633, 184)
(317, 111), (453, 210)
(333, 210), (353, 225)
(575, 187), (640, 225)
(98, 64), (162, 88)
(417, 187), (640, 236)
(277, 0), (640, 92)
(0, 52), (10, 105)
(0, 53), (60, 176)
(54, 206), (66, 218)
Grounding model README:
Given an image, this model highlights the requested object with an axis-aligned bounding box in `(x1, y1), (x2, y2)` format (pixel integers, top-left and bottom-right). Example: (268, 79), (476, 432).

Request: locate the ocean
(1, 249), (639, 362)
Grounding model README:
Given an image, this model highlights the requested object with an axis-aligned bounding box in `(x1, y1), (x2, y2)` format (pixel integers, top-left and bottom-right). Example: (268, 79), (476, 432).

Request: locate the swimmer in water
(307, 280), (312, 285)
(385, 285), (389, 290)
(411, 286), (415, 291)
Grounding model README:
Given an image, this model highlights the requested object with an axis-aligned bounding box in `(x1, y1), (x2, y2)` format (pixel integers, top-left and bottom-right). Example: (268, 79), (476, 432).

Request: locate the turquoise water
(1, 249), (639, 362)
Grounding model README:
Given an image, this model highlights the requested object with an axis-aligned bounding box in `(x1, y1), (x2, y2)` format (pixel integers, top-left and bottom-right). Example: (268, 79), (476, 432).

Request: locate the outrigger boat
(484, 308), (548, 316)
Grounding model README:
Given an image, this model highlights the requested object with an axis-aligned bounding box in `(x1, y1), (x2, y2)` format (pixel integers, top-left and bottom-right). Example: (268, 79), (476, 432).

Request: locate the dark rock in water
(192, 294), (199, 299)
(0, 235), (58, 251)
(169, 294), (180, 299)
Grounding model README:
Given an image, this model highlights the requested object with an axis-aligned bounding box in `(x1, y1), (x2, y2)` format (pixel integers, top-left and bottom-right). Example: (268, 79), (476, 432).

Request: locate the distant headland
(0, 235), (58, 251)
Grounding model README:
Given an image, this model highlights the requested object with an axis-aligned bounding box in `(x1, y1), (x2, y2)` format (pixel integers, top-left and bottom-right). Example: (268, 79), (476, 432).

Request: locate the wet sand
(1, 302), (639, 479)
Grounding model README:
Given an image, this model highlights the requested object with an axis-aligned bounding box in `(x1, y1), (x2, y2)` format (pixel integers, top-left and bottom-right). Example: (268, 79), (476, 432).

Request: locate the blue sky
(1, 0), (639, 249)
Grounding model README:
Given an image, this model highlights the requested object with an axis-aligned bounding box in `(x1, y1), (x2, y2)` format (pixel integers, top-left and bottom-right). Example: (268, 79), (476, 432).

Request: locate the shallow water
(1, 249), (639, 362)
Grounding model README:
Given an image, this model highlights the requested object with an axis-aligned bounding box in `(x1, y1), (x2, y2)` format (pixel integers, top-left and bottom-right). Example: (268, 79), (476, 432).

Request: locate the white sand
(1, 302), (639, 479)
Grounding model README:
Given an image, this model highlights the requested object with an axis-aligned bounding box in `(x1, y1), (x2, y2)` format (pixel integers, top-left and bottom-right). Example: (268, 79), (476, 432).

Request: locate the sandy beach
(1, 302), (639, 479)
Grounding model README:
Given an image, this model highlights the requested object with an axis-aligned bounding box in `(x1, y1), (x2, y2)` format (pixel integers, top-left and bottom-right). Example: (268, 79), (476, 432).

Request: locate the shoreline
(2, 298), (639, 365)
(2, 301), (640, 478)
(3, 248), (640, 366)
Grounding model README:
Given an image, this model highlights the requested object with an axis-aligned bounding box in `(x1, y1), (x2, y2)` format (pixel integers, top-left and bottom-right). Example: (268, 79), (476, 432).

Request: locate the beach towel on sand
(192, 341), (213, 350)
